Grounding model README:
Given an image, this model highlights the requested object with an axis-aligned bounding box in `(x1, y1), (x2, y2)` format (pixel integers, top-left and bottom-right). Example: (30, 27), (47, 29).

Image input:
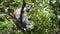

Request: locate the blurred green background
(0, 0), (60, 34)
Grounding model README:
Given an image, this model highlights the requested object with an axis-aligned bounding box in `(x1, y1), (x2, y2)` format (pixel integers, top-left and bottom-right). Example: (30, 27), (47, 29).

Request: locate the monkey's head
(24, 6), (31, 12)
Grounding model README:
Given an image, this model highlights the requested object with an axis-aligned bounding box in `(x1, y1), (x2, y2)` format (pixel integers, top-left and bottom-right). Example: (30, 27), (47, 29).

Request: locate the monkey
(13, 6), (30, 17)
(10, 5), (32, 30)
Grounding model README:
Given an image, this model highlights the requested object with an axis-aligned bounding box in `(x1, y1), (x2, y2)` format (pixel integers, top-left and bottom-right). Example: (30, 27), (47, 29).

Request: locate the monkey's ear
(24, 6), (31, 12)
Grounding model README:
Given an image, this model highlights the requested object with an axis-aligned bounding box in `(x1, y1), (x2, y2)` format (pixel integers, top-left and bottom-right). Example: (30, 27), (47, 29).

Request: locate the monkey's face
(23, 6), (31, 12)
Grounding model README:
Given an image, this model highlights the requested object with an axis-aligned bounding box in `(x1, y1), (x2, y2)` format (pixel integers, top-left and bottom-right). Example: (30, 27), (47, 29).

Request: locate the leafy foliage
(0, 0), (60, 34)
